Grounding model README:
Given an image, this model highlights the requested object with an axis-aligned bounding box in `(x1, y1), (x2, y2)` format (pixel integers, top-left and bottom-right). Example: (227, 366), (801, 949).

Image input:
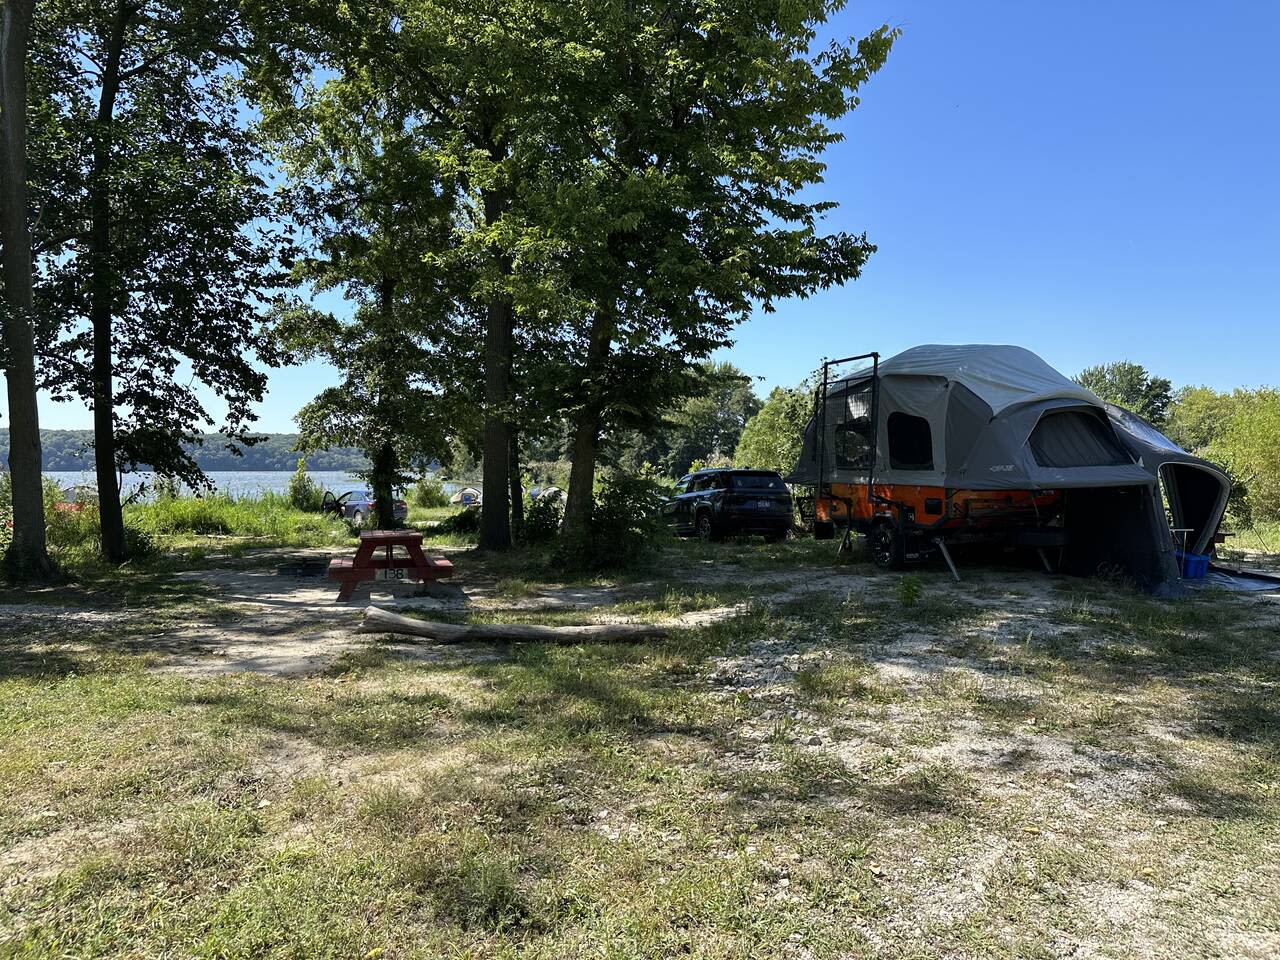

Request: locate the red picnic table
(327, 529), (454, 601)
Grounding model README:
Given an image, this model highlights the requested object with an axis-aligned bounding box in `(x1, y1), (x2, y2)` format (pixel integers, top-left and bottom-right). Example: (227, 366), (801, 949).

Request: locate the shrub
(410, 474), (451, 508)
(287, 457), (324, 512)
(895, 574), (922, 608)
(521, 493), (563, 544)
(438, 507), (480, 535)
(0, 472), (11, 552)
(0, 474), (72, 554)
(555, 468), (666, 570)
(38, 496), (158, 566)
(45, 502), (101, 560)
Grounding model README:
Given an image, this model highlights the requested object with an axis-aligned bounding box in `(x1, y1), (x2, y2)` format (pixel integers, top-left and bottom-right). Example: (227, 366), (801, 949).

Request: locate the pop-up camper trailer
(786, 345), (1230, 593)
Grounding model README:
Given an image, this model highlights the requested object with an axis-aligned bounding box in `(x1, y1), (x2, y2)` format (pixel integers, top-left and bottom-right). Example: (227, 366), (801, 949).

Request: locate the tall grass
(126, 492), (348, 545)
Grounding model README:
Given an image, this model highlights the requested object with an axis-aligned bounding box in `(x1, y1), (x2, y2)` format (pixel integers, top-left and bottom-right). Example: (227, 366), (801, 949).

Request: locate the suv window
(729, 472), (785, 491)
(692, 473), (722, 492)
(673, 476), (692, 496)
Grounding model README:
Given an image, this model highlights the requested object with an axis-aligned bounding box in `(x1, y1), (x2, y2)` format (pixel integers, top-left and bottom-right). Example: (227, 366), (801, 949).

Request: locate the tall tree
(1203, 388), (1280, 525)
(266, 62), (472, 528)
(1075, 360), (1173, 426)
(270, 0), (588, 550)
(1166, 385), (1234, 453)
(0, 0), (56, 577)
(556, 3), (897, 542)
(734, 383), (814, 475)
(663, 363), (762, 476)
(32, 0), (287, 562)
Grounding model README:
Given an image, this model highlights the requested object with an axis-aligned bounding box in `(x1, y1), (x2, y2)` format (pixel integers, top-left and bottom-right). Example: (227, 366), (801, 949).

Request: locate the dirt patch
(915, 718), (1162, 805)
(0, 816), (145, 887)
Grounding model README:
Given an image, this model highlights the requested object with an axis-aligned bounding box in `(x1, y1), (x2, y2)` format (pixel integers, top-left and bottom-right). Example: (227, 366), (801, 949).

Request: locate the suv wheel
(696, 512), (718, 542)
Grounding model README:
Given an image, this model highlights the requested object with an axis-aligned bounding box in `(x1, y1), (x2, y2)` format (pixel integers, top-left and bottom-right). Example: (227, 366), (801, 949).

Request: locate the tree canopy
(735, 384), (814, 475)
(611, 362), (763, 478)
(5, 0), (918, 569)
(29, 0), (289, 560)
(1075, 361), (1173, 426)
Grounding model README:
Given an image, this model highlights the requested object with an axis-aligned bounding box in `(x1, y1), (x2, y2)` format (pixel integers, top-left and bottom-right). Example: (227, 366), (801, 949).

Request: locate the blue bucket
(1176, 550), (1210, 579)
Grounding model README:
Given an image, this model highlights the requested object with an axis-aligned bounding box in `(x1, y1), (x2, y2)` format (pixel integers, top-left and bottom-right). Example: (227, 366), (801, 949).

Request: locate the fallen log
(358, 605), (669, 643)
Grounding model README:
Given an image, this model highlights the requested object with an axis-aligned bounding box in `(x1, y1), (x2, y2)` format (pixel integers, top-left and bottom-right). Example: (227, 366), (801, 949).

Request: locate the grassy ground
(1223, 522), (1280, 566)
(16, 495), (483, 596)
(1, 538), (1277, 958)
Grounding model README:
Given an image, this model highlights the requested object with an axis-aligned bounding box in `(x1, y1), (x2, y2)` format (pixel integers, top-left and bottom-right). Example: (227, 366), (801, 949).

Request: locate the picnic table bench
(328, 529), (454, 601)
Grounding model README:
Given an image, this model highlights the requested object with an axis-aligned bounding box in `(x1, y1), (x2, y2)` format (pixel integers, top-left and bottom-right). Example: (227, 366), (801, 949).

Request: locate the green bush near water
(1, 474), (352, 569)
(287, 457), (325, 512)
(0, 474), (159, 565)
(410, 475), (451, 509)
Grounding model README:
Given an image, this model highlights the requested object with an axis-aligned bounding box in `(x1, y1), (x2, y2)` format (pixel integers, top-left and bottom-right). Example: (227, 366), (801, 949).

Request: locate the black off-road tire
(696, 511), (722, 543)
(869, 521), (906, 570)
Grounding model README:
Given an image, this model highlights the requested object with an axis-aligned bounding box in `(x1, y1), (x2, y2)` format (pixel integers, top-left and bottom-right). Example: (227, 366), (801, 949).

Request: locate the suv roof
(689, 468), (781, 475)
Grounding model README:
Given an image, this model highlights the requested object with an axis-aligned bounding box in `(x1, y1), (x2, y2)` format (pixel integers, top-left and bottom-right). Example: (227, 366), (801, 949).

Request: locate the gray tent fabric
(788, 344), (1152, 491)
(845, 344), (1101, 414)
(1028, 408), (1132, 468)
(1105, 403), (1230, 556)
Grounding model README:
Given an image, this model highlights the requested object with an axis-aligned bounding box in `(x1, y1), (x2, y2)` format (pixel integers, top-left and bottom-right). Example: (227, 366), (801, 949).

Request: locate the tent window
(834, 381), (874, 470)
(888, 413), (934, 470)
(1030, 411), (1131, 468)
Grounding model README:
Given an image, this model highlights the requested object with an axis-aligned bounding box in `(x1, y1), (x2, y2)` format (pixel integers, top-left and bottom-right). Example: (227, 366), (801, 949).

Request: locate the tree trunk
(371, 441), (398, 529)
(88, 6), (130, 564)
(0, 0), (56, 579)
(358, 605), (668, 643)
(561, 304), (616, 540)
(508, 428), (523, 540)
(478, 182), (513, 551)
(368, 271), (400, 530)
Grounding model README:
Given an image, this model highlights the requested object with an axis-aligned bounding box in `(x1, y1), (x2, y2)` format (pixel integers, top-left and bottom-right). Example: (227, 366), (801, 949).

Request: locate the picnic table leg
(405, 541), (435, 581)
(337, 539), (378, 601)
(352, 539), (377, 566)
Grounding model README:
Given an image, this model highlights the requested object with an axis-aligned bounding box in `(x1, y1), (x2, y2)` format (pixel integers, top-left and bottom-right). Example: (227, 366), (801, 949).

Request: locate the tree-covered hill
(1, 430), (368, 472)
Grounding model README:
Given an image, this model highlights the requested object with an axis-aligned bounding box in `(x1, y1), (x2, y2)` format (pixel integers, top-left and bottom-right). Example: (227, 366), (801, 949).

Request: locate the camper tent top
(788, 344), (1229, 592)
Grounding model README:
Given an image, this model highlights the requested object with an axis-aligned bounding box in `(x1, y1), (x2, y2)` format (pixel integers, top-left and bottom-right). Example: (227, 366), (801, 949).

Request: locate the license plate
(376, 568), (408, 581)
(756, 500), (771, 509)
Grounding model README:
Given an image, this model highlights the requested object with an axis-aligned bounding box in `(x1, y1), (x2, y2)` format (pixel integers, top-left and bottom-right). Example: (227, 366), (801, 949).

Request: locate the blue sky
(28, 1), (1280, 432)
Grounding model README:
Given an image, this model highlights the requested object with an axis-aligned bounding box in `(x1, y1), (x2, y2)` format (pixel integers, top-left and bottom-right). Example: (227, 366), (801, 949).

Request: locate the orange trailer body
(816, 482), (1063, 533)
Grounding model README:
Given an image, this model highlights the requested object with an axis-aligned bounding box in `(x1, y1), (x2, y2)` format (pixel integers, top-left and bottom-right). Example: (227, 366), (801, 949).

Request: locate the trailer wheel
(869, 521), (906, 570)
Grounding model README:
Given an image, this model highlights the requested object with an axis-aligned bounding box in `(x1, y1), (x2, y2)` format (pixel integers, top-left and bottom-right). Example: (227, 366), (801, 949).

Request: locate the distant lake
(46, 470), (467, 500)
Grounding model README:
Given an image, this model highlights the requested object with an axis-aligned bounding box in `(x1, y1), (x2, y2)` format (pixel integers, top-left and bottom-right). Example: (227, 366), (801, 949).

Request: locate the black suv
(662, 469), (793, 542)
